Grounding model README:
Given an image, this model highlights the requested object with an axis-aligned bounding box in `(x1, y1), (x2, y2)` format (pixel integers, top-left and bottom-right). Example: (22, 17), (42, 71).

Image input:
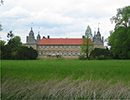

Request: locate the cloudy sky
(0, 0), (129, 44)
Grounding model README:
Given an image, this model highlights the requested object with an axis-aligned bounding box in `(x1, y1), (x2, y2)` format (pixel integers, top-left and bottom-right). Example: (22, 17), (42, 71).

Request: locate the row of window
(38, 46), (81, 49)
(39, 51), (81, 56)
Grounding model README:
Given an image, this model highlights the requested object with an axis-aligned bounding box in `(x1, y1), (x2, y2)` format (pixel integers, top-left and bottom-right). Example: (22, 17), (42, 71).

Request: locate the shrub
(78, 55), (86, 60)
(90, 48), (112, 60)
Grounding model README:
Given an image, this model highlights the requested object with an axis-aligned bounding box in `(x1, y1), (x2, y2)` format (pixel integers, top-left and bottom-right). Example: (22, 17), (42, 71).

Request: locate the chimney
(43, 36), (46, 38)
(47, 35), (50, 39)
(82, 35), (85, 39)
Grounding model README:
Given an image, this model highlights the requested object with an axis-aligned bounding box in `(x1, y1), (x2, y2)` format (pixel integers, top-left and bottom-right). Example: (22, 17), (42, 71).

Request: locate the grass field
(1, 60), (130, 99)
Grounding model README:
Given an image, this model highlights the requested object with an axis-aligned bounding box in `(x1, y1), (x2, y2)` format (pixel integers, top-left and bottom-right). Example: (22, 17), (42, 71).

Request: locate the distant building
(26, 27), (104, 58)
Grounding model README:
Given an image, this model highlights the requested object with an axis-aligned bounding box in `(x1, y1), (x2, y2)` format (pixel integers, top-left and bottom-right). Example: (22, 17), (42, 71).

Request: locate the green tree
(0, 40), (5, 59)
(89, 48), (112, 60)
(15, 47), (38, 60)
(8, 36), (22, 47)
(81, 25), (93, 59)
(109, 6), (130, 59)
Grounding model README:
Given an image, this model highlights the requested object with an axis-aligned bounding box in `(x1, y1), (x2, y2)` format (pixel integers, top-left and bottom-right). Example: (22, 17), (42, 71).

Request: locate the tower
(26, 27), (37, 49)
(93, 28), (104, 48)
(37, 34), (41, 42)
(26, 27), (37, 44)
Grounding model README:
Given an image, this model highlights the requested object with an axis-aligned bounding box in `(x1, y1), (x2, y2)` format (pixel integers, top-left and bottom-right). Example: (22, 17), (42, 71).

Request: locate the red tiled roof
(37, 38), (93, 45)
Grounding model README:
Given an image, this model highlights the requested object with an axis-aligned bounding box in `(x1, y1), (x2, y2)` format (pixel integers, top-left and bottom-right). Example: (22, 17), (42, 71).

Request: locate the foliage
(0, 40), (5, 59)
(15, 47), (38, 60)
(82, 25), (93, 59)
(89, 48), (112, 60)
(109, 6), (130, 59)
(78, 54), (86, 60)
(1, 34), (38, 60)
(110, 6), (130, 28)
(8, 36), (22, 47)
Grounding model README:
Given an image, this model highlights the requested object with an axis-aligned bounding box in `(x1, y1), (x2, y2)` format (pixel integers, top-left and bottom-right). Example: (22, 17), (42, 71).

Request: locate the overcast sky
(0, 0), (130, 43)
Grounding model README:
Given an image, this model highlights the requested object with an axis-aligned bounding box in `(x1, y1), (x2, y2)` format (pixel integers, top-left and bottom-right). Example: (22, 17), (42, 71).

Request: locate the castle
(26, 27), (104, 58)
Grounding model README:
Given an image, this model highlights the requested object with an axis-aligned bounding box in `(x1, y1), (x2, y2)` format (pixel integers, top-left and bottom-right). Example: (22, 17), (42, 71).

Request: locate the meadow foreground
(1, 60), (130, 99)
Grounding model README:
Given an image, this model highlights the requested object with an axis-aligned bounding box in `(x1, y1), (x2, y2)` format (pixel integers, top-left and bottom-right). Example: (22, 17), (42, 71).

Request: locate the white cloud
(0, 0), (130, 44)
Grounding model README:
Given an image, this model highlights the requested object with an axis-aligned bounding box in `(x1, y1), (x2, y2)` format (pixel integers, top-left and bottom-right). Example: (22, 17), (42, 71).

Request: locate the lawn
(1, 60), (130, 99)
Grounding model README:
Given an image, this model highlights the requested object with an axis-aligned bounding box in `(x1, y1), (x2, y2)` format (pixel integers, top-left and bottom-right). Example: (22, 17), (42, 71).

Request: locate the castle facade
(26, 27), (104, 58)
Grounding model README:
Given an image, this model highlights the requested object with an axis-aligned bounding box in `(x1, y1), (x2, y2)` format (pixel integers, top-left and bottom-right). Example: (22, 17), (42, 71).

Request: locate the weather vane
(31, 22), (33, 29)
(38, 27), (40, 34)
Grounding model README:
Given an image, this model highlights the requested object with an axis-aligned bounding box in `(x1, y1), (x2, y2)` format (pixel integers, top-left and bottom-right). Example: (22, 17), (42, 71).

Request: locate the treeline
(0, 32), (38, 60)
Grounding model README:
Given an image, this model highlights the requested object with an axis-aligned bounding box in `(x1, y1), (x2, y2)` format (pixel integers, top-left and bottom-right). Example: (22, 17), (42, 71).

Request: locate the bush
(89, 48), (112, 60)
(15, 47), (38, 60)
(78, 55), (86, 60)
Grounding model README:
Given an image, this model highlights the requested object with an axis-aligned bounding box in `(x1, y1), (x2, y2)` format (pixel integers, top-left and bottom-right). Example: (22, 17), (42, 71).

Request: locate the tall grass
(1, 60), (130, 99)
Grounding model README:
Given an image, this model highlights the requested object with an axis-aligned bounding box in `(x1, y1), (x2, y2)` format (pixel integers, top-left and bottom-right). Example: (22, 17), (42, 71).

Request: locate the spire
(37, 33), (41, 42)
(29, 27), (35, 38)
(97, 24), (101, 36)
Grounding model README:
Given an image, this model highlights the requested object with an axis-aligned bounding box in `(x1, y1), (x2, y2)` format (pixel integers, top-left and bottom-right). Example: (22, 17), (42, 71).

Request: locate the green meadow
(1, 60), (130, 99)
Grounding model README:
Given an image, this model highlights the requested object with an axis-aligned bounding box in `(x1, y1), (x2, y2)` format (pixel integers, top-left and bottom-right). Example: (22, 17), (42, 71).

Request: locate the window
(57, 51), (59, 55)
(69, 46), (71, 48)
(68, 52), (71, 56)
(49, 51), (51, 55)
(53, 51), (55, 56)
(39, 46), (41, 48)
(64, 51), (66, 56)
(78, 52), (80, 56)
(47, 46), (49, 48)
(60, 46), (62, 48)
(78, 46), (81, 48)
(39, 52), (41, 55)
(51, 46), (53, 48)
(43, 51), (45, 55)
(55, 46), (58, 48)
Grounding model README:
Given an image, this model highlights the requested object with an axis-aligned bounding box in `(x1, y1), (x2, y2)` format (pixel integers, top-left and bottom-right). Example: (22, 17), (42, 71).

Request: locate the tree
(110, 6), (130, 28)
(0, 40), (5, 59)
(15, 47), (38, 60)
(8, 36), (22, 47)
(81, 25), (93, 59)
(1, 33), (38, 60)
(89, 48), (112, 60)
(109, 6), (130, 59)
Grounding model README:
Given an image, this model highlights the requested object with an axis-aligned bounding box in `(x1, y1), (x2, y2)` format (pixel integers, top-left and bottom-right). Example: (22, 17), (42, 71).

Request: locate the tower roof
(97, 27), (101, 36)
